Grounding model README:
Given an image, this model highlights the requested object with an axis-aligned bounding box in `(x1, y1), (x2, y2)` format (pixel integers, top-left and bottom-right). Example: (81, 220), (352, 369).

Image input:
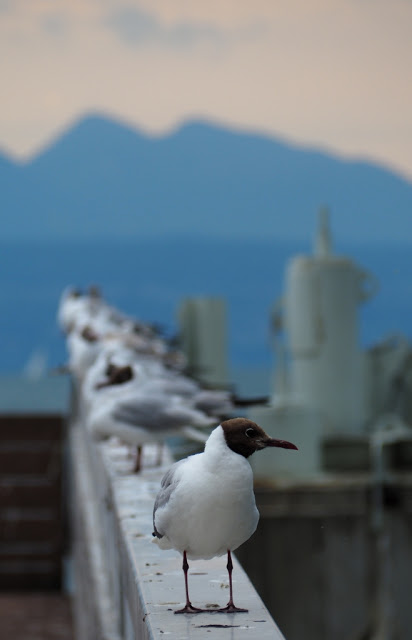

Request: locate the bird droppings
(134, 533), (144, 538)
(196, 624), (241, 629)
(205, 603), (220, 609)
(253, 620), (267, 623)
(156, 571), (163, 575)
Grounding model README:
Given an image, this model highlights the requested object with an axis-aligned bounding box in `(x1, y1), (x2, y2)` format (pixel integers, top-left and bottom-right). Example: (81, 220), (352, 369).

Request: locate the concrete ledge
(70, 423), (286, 640)
(70, 424), (122, 640)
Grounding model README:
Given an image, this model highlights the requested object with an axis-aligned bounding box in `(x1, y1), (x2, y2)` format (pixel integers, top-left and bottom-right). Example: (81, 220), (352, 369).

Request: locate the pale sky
(1, 0), (412, 179)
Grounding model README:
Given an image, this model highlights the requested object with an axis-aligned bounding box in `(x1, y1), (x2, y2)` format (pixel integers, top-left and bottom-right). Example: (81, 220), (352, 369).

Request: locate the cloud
(104, 6), (225, 49)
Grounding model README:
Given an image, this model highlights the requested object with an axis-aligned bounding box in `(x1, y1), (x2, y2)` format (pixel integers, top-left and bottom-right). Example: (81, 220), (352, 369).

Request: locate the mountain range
(1, 114), (412, 244)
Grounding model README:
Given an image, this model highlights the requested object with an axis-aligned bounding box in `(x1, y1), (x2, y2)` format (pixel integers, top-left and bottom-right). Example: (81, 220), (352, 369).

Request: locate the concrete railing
(70, 421), (286, 640)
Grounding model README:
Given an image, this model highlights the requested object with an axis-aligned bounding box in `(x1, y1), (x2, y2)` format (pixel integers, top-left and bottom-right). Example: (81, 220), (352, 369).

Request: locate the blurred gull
(87, 389), (215, 471)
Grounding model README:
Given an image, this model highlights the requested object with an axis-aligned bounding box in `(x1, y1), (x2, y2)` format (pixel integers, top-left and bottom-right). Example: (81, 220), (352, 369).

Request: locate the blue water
(0, 237), (411, 373)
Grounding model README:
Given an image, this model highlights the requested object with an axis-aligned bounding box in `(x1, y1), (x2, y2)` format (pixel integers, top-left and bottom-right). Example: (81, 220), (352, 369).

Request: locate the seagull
(87, 390), (215, 471)
(152, 417), (298, 614)
(66, 325), (101, 382)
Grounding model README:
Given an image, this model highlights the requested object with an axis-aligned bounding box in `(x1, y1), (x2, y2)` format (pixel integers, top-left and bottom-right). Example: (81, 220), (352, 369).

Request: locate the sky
(1, 0), (412, 179)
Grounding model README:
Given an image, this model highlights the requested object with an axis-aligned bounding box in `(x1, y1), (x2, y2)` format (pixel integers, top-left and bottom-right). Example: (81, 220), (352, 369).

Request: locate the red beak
(265, 438), (298, 450)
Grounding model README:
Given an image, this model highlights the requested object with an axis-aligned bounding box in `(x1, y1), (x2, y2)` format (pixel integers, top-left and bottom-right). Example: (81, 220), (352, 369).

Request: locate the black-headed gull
(152, 417), (297, 614)
(87, 391), (215, 471)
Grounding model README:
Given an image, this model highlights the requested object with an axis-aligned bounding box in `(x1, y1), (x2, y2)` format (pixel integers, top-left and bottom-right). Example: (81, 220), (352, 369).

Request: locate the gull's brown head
(221, 417), (298, 458)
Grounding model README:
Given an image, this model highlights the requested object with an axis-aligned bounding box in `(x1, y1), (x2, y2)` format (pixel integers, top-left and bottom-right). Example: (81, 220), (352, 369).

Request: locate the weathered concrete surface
(70, 422), (286, 640)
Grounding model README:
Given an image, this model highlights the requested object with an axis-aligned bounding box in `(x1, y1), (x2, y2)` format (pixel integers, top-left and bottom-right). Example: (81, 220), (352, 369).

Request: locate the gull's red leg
(175, 551), (205, 614)
(217, 550), (248, 613)
(133, 445), (142, 472)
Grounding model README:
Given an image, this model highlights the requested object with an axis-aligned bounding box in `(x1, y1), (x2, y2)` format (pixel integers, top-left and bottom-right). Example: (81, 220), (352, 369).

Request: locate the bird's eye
(245, 427), (257, 438)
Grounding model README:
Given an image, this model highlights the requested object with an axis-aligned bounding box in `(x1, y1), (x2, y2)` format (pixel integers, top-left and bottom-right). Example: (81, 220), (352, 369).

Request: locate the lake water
(0, 237), (411, 376)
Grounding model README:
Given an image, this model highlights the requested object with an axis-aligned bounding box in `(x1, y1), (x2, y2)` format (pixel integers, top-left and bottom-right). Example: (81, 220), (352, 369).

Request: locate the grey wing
(152, 459), (186, 538)
(112, 397), (167, 430)
(113, 395), (210, 431)
(194, 390), (234, 415)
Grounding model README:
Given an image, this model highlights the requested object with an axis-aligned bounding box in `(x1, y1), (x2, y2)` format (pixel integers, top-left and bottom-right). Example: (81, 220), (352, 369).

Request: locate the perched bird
(66, 325), (101, 382)
(87, 391), (215, 471)
(152, 417), (297, 614)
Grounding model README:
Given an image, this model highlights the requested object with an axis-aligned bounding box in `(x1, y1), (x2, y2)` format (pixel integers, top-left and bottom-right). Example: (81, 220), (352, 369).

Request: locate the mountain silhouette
(2, 113), (412, 243)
